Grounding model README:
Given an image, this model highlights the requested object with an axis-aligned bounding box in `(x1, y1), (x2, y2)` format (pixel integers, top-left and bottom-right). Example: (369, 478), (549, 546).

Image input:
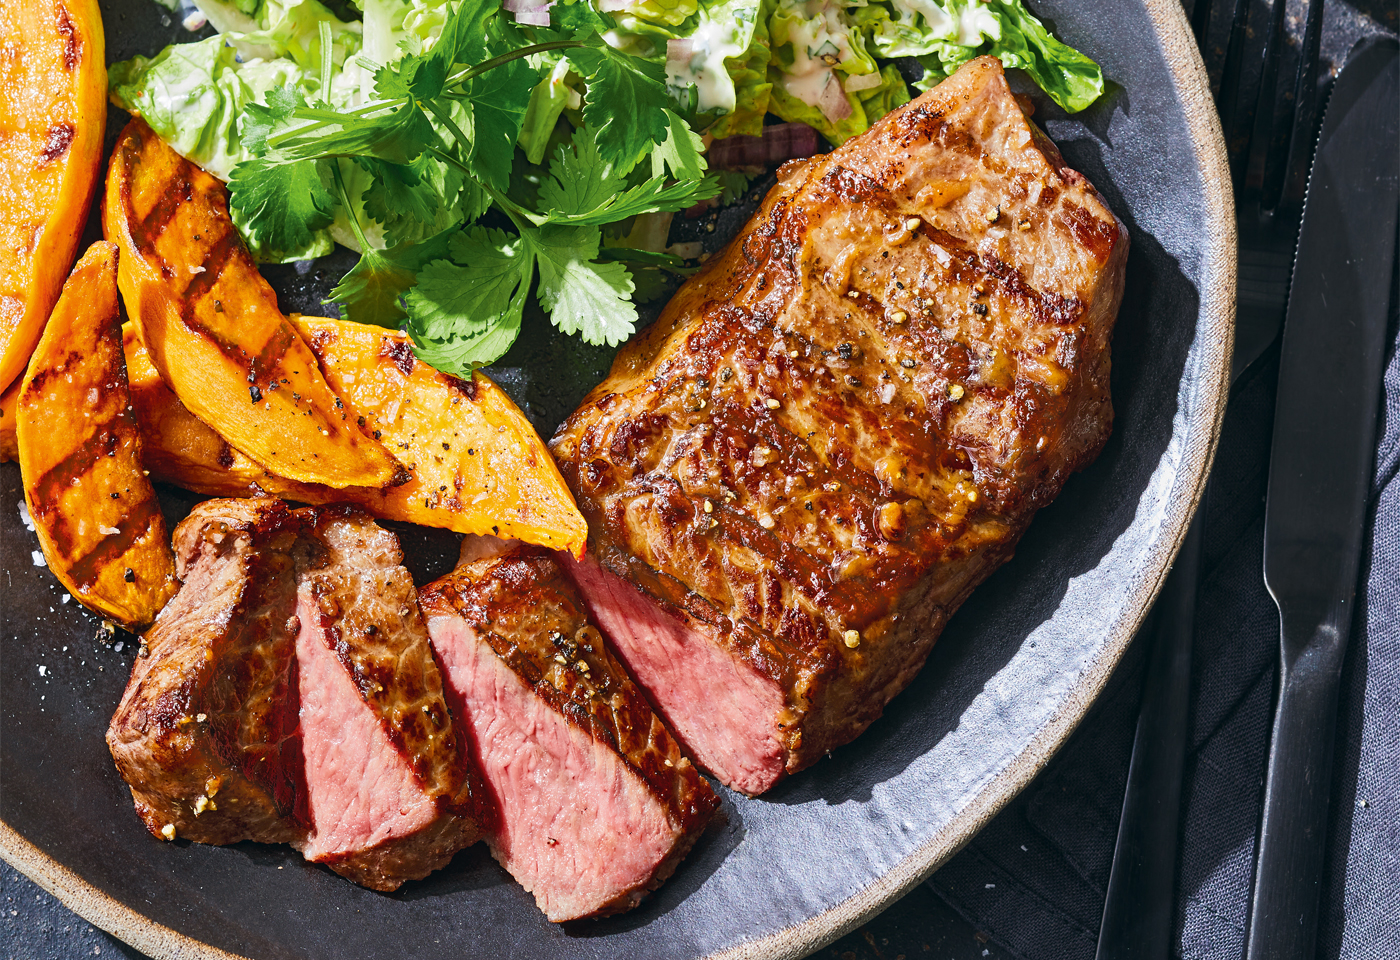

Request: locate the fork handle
(1095, 509), (1201, 960)
(1243, 614), (1349, 960)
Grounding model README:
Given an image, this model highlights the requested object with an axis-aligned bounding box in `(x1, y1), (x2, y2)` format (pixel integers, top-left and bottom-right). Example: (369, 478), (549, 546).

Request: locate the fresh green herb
(227, 0), (717, 370)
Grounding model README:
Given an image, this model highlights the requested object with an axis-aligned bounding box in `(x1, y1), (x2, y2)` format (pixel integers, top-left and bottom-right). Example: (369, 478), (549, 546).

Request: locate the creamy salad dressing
(889, 0), (1001, 46)
(665, 19), (746, 112)
(776, 0), (858, 107)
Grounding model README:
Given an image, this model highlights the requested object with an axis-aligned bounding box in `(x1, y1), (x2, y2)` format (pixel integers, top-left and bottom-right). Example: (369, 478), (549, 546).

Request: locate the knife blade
(1246, 35), (1399, 960)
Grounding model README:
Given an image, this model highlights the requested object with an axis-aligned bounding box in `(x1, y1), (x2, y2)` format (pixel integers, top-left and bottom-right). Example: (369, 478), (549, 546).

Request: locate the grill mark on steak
(422, 539), (718, 919)
(551, 57), (1128, 793)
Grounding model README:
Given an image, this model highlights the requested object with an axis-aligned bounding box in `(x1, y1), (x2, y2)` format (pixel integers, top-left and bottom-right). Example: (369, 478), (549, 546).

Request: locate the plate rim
(0, 0), (1236, 955)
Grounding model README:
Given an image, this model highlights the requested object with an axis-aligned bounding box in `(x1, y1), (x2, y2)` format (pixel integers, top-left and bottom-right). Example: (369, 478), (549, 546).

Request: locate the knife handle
(1243, 617), (1349, 960)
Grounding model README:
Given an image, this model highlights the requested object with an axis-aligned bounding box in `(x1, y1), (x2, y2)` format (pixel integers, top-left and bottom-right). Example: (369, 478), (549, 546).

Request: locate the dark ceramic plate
(0, 1), (1234, 957)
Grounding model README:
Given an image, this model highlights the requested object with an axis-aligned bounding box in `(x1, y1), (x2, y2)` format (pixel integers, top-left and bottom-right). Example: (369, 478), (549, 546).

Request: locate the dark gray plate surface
(0, 1), (1233, 957)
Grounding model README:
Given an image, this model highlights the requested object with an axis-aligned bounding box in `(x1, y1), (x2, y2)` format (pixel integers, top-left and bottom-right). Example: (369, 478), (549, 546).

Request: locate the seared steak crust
(420, 540), (718, 919)
(293, 505), (486, 890)
(422, 543), (717, 830)
(106, 498), (307, 845)
(551, 58), (1128, 790)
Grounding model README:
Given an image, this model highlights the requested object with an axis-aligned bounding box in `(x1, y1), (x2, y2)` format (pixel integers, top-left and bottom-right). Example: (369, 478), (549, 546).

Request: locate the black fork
(1093, 3), (1326, 959)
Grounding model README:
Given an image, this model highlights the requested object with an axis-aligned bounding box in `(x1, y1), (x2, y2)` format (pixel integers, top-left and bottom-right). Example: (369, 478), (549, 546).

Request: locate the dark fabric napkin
(924, 166), (1400, 960)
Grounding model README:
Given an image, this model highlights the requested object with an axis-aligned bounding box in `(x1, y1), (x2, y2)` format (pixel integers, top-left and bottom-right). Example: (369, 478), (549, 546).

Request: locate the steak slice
(420, 537), (719, 921)
(107, 498), (307, 845)
(292, 506), (487, 891)
(551, 57), (1129, 794)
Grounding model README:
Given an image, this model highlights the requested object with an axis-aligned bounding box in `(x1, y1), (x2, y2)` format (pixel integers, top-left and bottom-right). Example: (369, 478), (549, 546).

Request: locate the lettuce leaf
(978, 0), (1102, 112)
(861, 0), (1102, 112)
(598, 0), (697, 28)
(766, 1), (907, 143)
(109, 36), (314, 181)
(519, 54), (583, 164)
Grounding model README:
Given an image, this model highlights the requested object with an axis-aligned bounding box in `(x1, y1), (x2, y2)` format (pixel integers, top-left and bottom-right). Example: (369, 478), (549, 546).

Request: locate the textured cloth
(926, 132), (1400, 960)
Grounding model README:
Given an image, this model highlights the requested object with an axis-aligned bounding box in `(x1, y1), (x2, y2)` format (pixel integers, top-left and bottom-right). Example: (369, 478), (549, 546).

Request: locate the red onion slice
(502, 0), (554, 26)
(667, 38), (694, 67)
(818, 73), (853, 123)
(707, 122), (821, 169)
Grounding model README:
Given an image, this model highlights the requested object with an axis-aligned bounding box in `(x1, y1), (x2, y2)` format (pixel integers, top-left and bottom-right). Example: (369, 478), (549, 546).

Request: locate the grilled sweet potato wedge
(0, 0), (106, 393)
(102, 119), (401, 490)
(35, 319), (588, 553)
(119, 321), (282, 498)
(0, 375), (18, 461)
(16, 242), (177, 627)
(295, 316), (587, 556)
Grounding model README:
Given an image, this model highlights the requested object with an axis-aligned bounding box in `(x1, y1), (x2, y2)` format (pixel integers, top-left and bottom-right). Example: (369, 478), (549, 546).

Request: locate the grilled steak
(420, 537), (719, 921)
(292, 506), (487, 891)
(107, 499), (307, 845)
(551, 58), (1129, 795)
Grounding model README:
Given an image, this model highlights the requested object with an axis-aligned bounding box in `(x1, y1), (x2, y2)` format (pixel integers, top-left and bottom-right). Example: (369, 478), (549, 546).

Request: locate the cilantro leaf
(373, 56), (446, 102)
(550, 0), (611, 38)
(464, 56), (538, 192)
(277, 99), (437, 166)
(536, 129), (717, 225)
(529, 225), (636, 346)
(404, 227), (532, 372)
(555, 175), (718, 224)
(570, 44), (672, 169)
(406, 228), (532, 341)
(356, 156), (439, 236)
(717, 169), (759, 205)
(537, 133), (623, 217)
(241, 84), (307, 156)
(650, 109), (708, 182)
(410, 304), (523, 376)
(328, 245), (418, 327)
(426, 0), (499, 75)
(227, 158), (335, 261)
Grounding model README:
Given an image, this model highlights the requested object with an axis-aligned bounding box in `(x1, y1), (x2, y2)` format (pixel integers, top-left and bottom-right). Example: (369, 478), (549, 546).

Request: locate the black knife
(1246, 35), (1399, 960)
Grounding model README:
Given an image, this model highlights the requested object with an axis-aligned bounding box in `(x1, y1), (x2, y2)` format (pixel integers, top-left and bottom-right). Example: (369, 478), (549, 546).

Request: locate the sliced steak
(550, 58), (1129, 794)
(107, 499), (307, 845)
(292, 505), (487, 891)
(420, 537), (719, 921)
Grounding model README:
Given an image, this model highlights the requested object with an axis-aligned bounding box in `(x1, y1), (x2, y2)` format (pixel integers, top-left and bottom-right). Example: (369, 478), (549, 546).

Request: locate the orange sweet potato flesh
(0, 0), (106, 393)
(102, 119), (403, 490)
(105, 319), (586, 556)
(16, 242), (177, 628)
(0, 375), (18, 462)
(295, 316), (587, 555)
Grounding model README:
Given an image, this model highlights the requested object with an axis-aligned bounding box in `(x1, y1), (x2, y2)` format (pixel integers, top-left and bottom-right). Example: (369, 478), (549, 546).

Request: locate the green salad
(111, 0), (1103, 374)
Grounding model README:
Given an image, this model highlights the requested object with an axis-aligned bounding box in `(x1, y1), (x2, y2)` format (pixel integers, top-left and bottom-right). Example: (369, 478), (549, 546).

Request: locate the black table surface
(5, 1), (1396, 958)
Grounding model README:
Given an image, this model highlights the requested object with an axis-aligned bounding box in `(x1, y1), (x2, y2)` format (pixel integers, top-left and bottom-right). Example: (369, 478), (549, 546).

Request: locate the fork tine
(1274, 0), (1327, 215)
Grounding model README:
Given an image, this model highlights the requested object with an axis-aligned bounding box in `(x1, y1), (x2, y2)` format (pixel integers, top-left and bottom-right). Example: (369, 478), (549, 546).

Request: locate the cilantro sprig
(229, 0), (718, 374)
